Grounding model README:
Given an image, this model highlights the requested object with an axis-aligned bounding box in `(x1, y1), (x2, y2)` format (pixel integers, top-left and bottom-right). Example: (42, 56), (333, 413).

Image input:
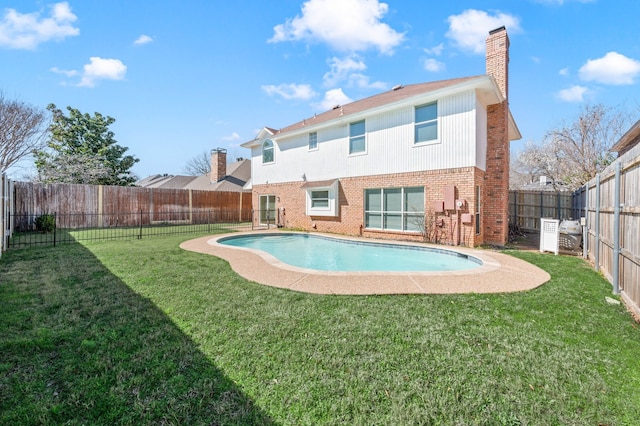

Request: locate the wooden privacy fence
(509, 190), (575, 232)
(1, 173), (15, 257)
(578, 143), (640, 320)
(12, 182), (252, 229)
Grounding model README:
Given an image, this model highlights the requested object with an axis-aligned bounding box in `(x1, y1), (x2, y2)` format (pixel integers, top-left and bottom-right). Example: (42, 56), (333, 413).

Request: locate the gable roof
(184, 159), (251, 192)
(243, 75), (520, 147)
(137, 159), (251, 192)
(610, 119), (640, 156)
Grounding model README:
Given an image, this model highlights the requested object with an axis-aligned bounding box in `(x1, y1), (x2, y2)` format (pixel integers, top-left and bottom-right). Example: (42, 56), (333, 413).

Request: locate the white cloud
(323, 55), (367, 87)
(559, 67), (569, 76)
(314, 88), (353, 111)
(0, 2), (79, 49)
(424, 43), (444, 56)
(423, 58), (445, 72)
(347, 73), (387, 90)
(262, 83), (317, 100)
(222, 132), (240, 141)
(50, 66), (77, 77)
(268, 0), (404, 54)
(77, 57), (127, 88)
(446, 9), (521, 54)
(133, 34), (153, 45)
(556, 85), (589, 102)
(534, 0), (595, 5)
(578, 51), (640, 85)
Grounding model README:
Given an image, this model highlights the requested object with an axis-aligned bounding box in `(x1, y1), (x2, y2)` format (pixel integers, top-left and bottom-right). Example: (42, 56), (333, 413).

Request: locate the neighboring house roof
(136, 159), (251, 192)
(184, 159), (251, 192)
(244, 75), (520, 147)
(135, 174), (197, 189)
(610, 119), (640, 156)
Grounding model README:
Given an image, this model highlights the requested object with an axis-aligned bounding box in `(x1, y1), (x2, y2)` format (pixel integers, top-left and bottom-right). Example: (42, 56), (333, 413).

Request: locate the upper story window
(308, 132), (318, 150)
(415, 102), (438, 144)
(349, 120), (366, 154)
(262, 139), (274, 164)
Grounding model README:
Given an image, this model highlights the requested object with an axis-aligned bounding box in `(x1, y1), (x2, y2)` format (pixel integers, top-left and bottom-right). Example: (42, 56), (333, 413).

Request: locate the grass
(1, 234), (639, 425)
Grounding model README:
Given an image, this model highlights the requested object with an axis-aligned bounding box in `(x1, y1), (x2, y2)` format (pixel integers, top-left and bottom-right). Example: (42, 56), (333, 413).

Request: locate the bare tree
(182, 151), (211, 175)
(513, 103), (630, 190)
(0, 92), (49, 174)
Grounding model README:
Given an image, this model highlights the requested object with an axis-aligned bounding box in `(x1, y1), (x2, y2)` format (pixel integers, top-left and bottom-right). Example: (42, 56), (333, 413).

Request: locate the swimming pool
(218, 233), (482, 272)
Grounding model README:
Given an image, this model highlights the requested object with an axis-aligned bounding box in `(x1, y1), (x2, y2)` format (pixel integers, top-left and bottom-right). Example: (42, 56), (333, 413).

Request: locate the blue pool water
(218, 233), (482, 272)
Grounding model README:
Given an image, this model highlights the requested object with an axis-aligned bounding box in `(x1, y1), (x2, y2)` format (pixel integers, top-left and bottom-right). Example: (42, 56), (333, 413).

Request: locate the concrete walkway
(180, 231), (551, 295)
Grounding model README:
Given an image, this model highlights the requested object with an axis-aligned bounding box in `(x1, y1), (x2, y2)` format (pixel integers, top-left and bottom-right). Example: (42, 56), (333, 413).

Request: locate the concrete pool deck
(180, 231), (551, 295)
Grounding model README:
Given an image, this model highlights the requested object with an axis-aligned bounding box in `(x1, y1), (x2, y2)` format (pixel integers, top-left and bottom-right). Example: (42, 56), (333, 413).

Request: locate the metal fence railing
(5, 208), (287, 249)
(6, 209), (255, 249)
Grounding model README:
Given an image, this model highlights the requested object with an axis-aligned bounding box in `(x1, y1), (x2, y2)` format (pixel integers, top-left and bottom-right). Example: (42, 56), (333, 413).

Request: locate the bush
(35, 214), (56, 233)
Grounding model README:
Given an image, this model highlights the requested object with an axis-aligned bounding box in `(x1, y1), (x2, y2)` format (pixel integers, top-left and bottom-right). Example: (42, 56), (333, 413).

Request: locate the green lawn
(1, 234), (639, 425)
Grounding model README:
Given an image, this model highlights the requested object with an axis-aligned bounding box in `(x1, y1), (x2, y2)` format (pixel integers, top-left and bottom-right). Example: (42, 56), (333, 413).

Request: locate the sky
(2, 0), (640, 180)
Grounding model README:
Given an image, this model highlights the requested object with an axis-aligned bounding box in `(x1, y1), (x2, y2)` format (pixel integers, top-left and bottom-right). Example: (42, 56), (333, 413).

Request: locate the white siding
(252, 89), (481, 185)
(475, 99), (487, 170)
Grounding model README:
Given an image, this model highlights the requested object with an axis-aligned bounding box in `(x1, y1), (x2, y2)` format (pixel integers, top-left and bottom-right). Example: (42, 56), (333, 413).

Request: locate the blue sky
(2, 0), (639, 179)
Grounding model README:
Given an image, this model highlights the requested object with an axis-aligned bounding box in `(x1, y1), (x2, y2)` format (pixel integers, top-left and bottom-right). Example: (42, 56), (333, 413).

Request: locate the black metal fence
(6, 209), (258, 249)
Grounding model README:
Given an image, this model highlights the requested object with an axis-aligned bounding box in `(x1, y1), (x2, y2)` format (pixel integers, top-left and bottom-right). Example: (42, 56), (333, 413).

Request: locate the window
(305, 180), (339, 217)
(262, 139), (274, 164)
(310, 190), (329, 208)
(415, 102), (437, 144)
(364, 187), (424, 232)
(475, 185), (481, 235)
(349, 120), (366, 154)
(308, 132), (318, 150)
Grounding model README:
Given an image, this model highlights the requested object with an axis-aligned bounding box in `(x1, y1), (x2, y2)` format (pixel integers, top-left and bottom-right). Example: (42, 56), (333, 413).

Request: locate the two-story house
(242, 27), (520, 247)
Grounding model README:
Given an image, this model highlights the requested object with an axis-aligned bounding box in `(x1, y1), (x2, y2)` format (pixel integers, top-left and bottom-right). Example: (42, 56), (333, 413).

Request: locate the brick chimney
(210, 148), (227, 183)
(483, 26), (510, 246)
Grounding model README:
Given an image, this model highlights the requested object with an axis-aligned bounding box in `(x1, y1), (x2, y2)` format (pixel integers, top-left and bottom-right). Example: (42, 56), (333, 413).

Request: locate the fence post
(139, 210), (143, 240)
(583, 183), (588, 259)
(53, 212), (57, 247)
(612, 162), (621, 294)
(251, 209), (254, 230)
(595, 174), (600, 272)
(208, 209), (211, 233)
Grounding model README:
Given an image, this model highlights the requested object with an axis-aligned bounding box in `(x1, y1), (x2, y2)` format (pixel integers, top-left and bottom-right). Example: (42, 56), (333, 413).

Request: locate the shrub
(35, 213), (56, 233)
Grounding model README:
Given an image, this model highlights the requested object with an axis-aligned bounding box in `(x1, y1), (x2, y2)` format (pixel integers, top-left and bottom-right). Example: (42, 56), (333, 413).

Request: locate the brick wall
(483, 26), (510, 246)
(253, 166), (486, 247)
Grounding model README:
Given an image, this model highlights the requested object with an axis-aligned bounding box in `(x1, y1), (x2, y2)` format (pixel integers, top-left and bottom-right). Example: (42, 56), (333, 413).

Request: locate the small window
(310, 190), (329, 208)
(308, 132), (318, 150)
(349, 120), (366, 154)
(415, 102), (437, 144)
(262, 139), (274, 163)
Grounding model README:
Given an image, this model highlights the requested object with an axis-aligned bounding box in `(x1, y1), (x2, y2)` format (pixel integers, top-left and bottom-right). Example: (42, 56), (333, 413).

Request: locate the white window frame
(364, 187), (424, 232)
(308, 131), (318, 151)
(414, 102), (438, 145)
(262, 139), (274, 164)
(305, 180), (339, 217)
(349, 120), (366, 155)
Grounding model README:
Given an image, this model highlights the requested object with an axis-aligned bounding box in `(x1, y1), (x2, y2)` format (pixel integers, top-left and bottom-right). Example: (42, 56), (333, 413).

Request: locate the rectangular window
(415, 102), (437, 144)
(349, 120), (366, 154)
(364, 187), (424, 232)
(475, 185), (481, 235)
(310, 190), (329, 208)
(308, 132), (318, 150)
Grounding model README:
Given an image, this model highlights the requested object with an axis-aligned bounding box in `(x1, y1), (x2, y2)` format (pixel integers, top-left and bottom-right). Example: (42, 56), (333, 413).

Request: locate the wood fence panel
(579, 141), (640, 319)
(12, 182), (253, 229)
(509, 190), (573, 232)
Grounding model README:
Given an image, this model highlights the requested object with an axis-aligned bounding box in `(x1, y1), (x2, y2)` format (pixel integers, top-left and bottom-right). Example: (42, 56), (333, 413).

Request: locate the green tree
(35, 104), (139, 185)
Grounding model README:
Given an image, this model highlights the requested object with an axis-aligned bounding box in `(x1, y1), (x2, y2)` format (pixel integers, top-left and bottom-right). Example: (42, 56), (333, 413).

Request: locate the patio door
(259, 195), (276, 225)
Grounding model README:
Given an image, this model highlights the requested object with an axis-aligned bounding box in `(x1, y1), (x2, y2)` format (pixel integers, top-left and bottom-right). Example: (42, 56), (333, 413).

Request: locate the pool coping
(180, 231), (551, 295)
